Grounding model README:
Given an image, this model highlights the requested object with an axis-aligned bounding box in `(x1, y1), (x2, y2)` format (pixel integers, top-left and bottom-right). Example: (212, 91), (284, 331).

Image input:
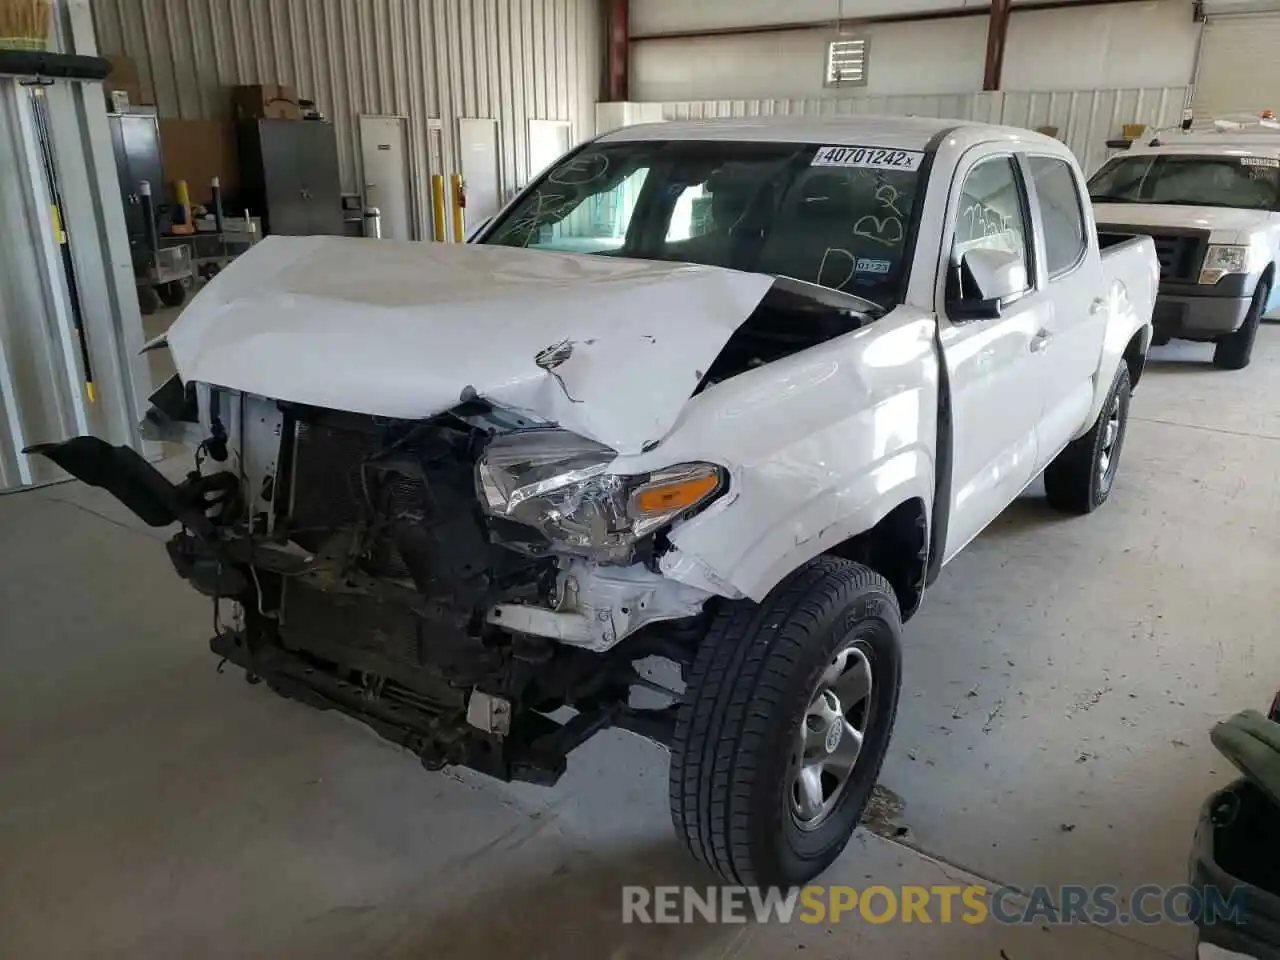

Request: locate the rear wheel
(1044, 363), (1131, 515)
(1214, 279), (1267, 370)
(669, 556), (902, 886)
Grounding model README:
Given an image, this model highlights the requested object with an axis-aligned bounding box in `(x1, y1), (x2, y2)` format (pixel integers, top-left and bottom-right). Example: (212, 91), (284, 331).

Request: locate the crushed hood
(166, 236), (774, 454)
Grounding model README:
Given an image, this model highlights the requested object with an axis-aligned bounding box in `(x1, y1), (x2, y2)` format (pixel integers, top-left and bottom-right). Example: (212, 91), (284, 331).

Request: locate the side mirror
(949, 247), (1027, 322)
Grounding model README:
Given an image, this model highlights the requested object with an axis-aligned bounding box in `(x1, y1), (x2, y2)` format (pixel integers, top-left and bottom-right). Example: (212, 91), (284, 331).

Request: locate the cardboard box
(159, 118), (240, 207)
(103, 53), (147, 108)
(232, 84), (301, 121)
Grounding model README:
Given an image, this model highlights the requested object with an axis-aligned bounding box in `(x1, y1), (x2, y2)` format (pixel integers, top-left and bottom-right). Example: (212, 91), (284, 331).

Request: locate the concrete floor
(2, 327), (1278, 958)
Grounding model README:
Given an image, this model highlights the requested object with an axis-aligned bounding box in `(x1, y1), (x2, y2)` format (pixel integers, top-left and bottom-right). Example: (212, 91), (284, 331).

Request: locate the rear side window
(1029, 156), (1087, 276)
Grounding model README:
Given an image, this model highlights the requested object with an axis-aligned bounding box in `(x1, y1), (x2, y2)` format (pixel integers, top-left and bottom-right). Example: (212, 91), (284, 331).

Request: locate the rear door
(938, 149), (1051, 562)
(1022, 154), (1107, 462)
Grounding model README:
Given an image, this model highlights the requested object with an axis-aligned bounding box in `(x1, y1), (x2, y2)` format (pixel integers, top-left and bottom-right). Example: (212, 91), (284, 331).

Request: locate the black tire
(156, 279), (187, 308)
(1044, 362), (1131, 514)
(137, 285), (160, 315)
(1213, 279), (1268, 370)
(669, 556), (903, 886)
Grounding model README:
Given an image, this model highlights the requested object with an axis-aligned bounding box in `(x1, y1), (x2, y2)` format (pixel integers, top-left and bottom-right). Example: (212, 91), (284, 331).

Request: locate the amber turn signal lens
(632, 470), (720, 515)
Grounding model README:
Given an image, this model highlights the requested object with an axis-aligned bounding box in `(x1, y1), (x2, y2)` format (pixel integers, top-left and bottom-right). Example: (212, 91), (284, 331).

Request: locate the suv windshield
(480, 141), (926, 309)
(1089, 153), (1280, 210)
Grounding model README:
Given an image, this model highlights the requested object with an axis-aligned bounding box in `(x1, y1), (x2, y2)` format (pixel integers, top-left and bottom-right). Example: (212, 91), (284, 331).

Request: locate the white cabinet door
(939, 151), (1051, 562)
(528, 120), (573, 180)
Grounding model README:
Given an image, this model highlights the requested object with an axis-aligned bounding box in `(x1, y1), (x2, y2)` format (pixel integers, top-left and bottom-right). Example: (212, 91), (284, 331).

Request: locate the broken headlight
(476, 428), (723, 560)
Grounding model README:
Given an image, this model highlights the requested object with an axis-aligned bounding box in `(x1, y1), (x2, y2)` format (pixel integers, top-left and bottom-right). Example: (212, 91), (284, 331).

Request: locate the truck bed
(1098, 232), (1159, 324)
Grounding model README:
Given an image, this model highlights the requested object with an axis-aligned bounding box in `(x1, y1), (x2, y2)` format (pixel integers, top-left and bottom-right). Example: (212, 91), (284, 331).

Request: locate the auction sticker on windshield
(1240, 156), (1280, 168)
(813, 145), (924, 171)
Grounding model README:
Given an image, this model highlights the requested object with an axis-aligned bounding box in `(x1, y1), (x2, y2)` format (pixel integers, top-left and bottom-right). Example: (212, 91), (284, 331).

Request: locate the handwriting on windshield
(548, 153), (609, 186)
(853, 215), (904, 247)
(849, 181), (907, 248)
(818, 248), (857, 289)
(875, 183), (905, 217)
(504, 190), (573, 246)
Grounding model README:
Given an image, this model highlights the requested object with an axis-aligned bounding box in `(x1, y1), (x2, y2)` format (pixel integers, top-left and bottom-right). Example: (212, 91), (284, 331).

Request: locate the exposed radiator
(288, 413), (423, 579)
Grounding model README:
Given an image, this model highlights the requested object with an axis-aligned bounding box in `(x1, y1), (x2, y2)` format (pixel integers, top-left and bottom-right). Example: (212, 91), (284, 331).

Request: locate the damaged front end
(28, 380), (727, 785)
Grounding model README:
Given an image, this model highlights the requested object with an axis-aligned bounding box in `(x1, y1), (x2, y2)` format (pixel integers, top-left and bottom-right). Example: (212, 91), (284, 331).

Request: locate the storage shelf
(0, 50), (110, 82)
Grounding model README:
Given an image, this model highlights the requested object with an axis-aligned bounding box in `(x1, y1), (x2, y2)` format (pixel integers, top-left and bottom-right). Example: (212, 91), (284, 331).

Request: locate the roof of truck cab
(595, 116), (1066, 153)
(1123, 137), (1280, 160)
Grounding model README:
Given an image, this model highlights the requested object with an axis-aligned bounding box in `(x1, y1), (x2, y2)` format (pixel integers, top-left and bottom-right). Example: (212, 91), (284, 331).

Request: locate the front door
(458, 118), (501, 231)
(359, 115), (412, 241)
(1022, 154), (1106, 463)
(939, 150), (1051, 562)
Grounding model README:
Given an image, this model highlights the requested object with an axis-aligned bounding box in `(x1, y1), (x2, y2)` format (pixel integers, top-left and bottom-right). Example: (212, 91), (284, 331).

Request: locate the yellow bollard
(430, 175), (446, 242)
(450, 174), (465, 243)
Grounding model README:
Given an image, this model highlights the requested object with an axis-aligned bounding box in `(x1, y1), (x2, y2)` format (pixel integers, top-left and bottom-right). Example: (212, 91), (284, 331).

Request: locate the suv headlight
(1200, 245), (1251, 285)
(476, 428), (723, 559)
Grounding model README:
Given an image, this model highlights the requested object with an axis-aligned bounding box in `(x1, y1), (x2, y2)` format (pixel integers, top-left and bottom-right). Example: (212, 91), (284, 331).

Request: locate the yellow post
(171, 179), (194, 235)
(450, 173), (465, 243)
(430, 175), (446, 242)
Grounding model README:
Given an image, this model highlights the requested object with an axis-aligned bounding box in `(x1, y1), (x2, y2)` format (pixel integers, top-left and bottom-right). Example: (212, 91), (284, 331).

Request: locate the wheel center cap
(824, 721), (843, 753)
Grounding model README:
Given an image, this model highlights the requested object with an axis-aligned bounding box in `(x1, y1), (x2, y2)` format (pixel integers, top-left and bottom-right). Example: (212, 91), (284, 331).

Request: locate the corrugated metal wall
(1000, 87), (1188, 176)
(91, 0), (603, 237)
(660, 93), (1005, 126)
(653, 86), (1189, 175)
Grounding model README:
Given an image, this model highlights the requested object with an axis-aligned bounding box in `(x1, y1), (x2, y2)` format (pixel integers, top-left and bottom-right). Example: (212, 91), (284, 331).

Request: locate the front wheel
(1213, 279), (1268, 370)
(669, 556), (902, 886)
(1044, 363), (1131, 514)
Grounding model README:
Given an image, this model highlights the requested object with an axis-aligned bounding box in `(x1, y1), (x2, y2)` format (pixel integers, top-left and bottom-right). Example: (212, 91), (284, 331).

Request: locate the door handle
(1029, 329), (1052, 353)
(1090, 297), (1107, 316)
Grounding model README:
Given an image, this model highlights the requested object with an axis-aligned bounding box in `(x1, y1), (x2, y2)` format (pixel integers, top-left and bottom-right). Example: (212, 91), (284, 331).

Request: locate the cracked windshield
(483, 141), (925, 308)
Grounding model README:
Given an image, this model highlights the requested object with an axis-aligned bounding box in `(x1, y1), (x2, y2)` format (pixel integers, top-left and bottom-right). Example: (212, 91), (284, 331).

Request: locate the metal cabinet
(237, 119), (343, 236)
(107, 108), (163, 260)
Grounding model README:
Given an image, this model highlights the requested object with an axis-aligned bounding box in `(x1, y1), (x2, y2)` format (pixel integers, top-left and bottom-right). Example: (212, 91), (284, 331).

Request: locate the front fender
(661, 448), (934, 602)
(610, 307), (940, 604)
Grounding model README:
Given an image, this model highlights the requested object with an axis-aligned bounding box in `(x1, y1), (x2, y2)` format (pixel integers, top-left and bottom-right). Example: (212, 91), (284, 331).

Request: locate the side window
(953, 156), (1031, 294)
(1029, 156), (1087, 276)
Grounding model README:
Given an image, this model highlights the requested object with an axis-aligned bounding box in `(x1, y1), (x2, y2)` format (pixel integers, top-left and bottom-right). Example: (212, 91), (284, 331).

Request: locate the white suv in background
(1091, 121), (1280, 370)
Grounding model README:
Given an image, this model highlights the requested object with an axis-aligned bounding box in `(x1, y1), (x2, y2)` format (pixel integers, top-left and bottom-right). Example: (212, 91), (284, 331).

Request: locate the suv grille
(1098, 224), (1209, 283)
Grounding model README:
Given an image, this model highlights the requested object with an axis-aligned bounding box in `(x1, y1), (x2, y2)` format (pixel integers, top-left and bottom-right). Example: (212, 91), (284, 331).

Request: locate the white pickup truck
(28, 117), (1156, 887)
(1091, 122), (1280, 369)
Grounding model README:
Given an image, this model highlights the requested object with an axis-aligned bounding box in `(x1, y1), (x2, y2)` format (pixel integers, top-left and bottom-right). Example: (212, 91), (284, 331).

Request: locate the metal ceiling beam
(606, 0), (630, 101)
(984, 0), (1013, 90)
(630, 0), (1159, 42)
